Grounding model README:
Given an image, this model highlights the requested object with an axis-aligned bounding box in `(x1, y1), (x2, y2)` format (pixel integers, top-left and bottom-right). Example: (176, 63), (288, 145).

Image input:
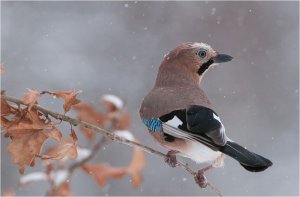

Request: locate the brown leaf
(7, 130), (50, 174)
(5, 110), (62, 173)
(101, 100), (118, 112)
(108, 111), (131, 130)
(81, 163), (127, 187)
(100, 94), (124, 112)
(1, 116), (11, 129)
(46, 128), (62, 142)
(40, 128), (78, 160)
(73, 102), (106, 141)
(114, 131), (145, 187)
(23, 89), (40, 111)
(82, 135), (145, 188)
(40, 140), (73, 160)
(75, 102), (106, 126)
(1, 98), (13, 115)
(44, 90), (81, 112)
(126, 142), (146, 187)
(48, 181), (72, 196)
(117, 112), (131, 130)
(4, 109), (49, 135)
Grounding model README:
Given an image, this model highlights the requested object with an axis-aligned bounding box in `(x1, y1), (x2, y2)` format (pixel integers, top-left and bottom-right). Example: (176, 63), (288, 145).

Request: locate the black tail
(219, 141), (273, 172)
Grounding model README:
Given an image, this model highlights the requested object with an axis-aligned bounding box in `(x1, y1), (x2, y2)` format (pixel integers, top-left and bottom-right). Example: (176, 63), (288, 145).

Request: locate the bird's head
(166, 42), (233, 76)
(155, 42), (233, 87)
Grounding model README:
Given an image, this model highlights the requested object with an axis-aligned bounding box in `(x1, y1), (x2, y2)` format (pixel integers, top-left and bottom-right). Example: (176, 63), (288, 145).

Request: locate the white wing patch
(213, 113), (221, 122)
(213, 113), (232, 142)
(165, 116), (183, 128)
(213, 113), (225, 131)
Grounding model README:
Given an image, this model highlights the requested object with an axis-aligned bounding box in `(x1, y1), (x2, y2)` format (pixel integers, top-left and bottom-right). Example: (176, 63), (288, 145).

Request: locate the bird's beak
(212, 53), (233, 63)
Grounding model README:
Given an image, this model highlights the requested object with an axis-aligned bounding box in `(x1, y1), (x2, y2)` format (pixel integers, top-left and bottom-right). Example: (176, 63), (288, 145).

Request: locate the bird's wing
(159, 105), (228, 150)
(159, 106), (273, 172)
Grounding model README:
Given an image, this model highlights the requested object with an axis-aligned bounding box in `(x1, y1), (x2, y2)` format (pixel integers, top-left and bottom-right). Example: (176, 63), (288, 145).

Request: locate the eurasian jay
(139, 42), (272, 187)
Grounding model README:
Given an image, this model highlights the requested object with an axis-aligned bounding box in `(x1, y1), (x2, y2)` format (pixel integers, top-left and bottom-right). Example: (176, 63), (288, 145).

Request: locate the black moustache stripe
(197, 59), (214, 75)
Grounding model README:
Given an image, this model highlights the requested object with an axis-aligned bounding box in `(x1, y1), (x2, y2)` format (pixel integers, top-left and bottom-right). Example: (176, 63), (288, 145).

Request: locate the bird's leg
(164, 150), (179, 168)
(194, 165), (212, 188)
(194, 154), (225, 188)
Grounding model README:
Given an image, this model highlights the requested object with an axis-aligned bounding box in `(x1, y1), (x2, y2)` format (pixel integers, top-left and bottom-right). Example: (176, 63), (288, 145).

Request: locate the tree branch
(1, 94), (223, 196)
(68, 137), (107, 174)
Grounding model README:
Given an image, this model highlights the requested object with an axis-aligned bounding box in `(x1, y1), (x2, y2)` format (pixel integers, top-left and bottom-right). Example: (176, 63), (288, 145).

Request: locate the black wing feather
(186, 105), (221, 134)
(159, 106), (224, 149)
(159, 105), (272, 172)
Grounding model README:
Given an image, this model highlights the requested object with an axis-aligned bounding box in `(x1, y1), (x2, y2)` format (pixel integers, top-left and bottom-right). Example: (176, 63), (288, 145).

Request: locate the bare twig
(68, 137), (107, 175)
(1, 94), (223, 196)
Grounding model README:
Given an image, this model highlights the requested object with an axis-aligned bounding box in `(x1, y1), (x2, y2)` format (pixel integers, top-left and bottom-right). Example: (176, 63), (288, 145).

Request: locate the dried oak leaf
(82, 131), (145, 188)
(5, 109), (62, 174)
(1, 116), (11, 130)
(23, 89), (40, 111)
(46, 128), (62, 142)
(73, 102), (106, 141)
(4, 109), (49, 136)
(48, 181), (73, 196)
(1, 98), (13, 115)
(40, 128), (78, 160)
(126, 142), (146, 187)
(107, 111), (132, 130)
(74, 102), (106, 126)
(43, 90), (81, 112)
(7, 130), (50, 174)
(81, 163), (127, 187)
(116, 112), (131, 130)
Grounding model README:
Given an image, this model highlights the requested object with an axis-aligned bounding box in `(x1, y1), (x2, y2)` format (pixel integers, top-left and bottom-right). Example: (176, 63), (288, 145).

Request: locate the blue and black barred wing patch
(142, 118), (162, 132)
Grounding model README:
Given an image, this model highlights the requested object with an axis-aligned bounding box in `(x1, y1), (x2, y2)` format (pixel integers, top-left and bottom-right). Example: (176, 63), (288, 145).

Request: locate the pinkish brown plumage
(140, 42), (272, 187)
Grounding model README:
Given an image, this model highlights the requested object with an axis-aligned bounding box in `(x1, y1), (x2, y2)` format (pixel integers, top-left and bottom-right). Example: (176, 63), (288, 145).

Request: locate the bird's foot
(194, 164), (214, 188)
(164, 150), (178, 168)
(194, 169), (208, 188)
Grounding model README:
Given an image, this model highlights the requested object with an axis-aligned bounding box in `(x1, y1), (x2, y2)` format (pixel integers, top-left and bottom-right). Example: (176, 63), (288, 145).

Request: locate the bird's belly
(180, 140), (222, 164)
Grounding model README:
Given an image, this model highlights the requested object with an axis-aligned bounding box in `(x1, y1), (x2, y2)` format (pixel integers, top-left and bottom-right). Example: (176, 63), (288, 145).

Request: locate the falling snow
(211, 8), (216, 15)
(2, 1), (298, 196)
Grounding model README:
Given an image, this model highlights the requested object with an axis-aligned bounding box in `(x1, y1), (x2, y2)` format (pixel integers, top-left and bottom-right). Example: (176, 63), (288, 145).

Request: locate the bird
(139, 42), (272, 187)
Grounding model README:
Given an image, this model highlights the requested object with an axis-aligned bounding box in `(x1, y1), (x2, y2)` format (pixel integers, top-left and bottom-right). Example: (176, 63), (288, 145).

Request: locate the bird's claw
(194, 170), (208, 188)
(164, 151), (177, 168)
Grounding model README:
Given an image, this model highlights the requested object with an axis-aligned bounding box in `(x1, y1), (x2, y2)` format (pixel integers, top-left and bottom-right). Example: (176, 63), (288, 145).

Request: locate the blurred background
(1, 1), (299, 196)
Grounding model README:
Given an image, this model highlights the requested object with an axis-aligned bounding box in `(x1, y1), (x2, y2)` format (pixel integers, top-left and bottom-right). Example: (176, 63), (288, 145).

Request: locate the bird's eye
(198, 50), (207, 58)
